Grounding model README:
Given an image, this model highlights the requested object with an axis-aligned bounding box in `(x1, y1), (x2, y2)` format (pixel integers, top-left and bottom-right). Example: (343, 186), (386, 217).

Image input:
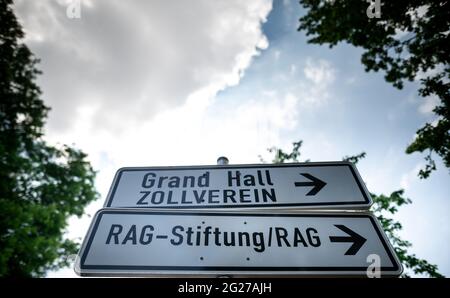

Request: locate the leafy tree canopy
(0, 0), (98, 277)
(298, 0), (450, 178)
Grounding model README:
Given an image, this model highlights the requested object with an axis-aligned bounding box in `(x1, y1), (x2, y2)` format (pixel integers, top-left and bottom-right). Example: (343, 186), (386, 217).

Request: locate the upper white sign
(103, 162), (372, 209)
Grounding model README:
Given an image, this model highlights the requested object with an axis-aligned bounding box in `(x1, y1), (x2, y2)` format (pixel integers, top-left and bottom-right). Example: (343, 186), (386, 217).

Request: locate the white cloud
(46, 87), (300, 171)
(303, 58), (335, 85)
(418, 95), (440, 115)
(14, 0), (272, 133)
(294, 58), (336, 106)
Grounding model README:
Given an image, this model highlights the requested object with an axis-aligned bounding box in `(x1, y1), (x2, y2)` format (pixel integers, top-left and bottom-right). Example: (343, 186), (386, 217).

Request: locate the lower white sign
(75, 209), (402, 276)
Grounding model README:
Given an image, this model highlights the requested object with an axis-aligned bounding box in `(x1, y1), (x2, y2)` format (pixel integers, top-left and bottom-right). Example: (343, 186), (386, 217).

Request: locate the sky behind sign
(14, 0), (449, 277)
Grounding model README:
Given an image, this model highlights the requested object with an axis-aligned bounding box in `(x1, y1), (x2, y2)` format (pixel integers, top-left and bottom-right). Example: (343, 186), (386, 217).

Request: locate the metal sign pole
(217, 156), (232, 278)
(216, 156), (229, 165)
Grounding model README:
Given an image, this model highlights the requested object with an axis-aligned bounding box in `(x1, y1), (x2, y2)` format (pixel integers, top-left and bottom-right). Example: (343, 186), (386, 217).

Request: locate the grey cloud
(14, 0), (271, 133)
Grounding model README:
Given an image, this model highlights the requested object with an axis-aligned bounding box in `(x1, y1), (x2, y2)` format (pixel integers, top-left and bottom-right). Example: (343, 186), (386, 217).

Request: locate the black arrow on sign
(294, 173), (327, 196)
(329, 225), (367, 255)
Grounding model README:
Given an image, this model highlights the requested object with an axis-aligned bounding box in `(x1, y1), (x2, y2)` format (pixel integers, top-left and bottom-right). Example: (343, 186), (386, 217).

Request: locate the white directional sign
(103, 162), (372, 210)
(75, 209), (402, 277)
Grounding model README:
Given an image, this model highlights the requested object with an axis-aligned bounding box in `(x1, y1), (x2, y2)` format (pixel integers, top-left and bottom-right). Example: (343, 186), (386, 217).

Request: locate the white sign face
(103, 162), (372, 210)
(75, 209), (402, 277)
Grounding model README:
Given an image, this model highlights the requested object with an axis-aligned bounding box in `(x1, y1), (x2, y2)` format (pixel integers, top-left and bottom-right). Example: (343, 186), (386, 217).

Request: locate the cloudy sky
(14, 0), (449, 277)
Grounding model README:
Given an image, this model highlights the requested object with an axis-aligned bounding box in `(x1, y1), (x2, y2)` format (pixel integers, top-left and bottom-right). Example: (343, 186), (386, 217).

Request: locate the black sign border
(80, 210), (401, 274)
(104, 162), (372, 208)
